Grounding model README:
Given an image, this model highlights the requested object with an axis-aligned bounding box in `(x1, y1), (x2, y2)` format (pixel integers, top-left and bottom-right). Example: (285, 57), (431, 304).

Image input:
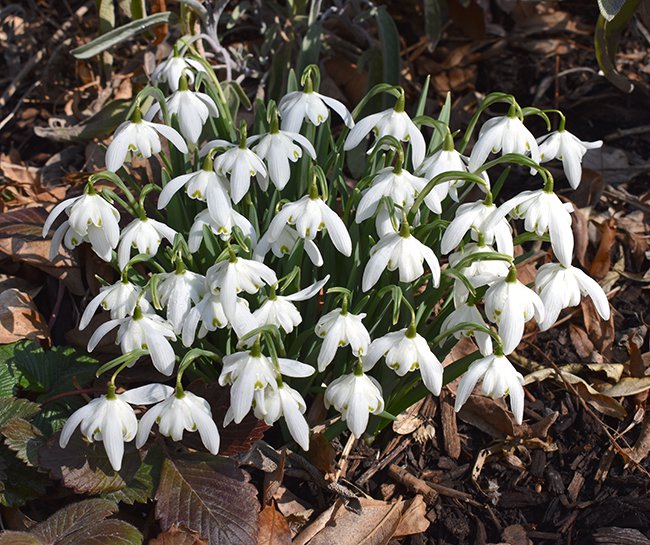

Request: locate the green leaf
(105, 446), (164, 505)
(0, 444), (47, 507)
(0, 360), (18, 397)
(2, 417), (44, 467)
(155, 456), (259, 545)
(0, 397), (39, 427)
(31, 499), (118, 542)
(423, 0), (444, 44)
(0, 532), (42, 545)
(71, 12), (175, 59)
(374, 6), (401, 100)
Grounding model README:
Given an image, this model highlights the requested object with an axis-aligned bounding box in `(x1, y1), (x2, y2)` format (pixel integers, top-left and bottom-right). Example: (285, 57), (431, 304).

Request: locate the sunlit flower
(535, 262), (610, 330)
(440, 302), (493, 356)
(315, 308), (371, 371)
(188, 209), (256, 252)
(417, 148), (488, 202)
(362, 228), (440, 291)
(487, 189), (574, 267)
(267, 194), (352, 257)
(117, 217), (177, 270)
(253, 383), (310, 450)
(468, 114), (540, 171)
(455, 352), (525, 424)
(484, 271), (545, 354)
(448, 242), (510, 304)
(538, 129), (602, 189)
(365, 328), (443, 395)
(324, 372), (384, 438)
(60, 384), (171, 471)
(151, 53), (206, 91)
(253, 225), (323, 267)
(88, 305), (177, 375)
(105, 111), (187, 172)
(43, 191), (120, 262)
(279, 89), (354, 133)
(79, 279), (142, 330)
(209, 141), (268, 203)
(136, 389), (220, 454)
(157, 268), (206, 334)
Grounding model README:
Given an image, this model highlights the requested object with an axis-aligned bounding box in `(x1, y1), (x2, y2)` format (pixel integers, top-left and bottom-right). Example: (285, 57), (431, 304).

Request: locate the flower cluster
(45, 51), (609, 470)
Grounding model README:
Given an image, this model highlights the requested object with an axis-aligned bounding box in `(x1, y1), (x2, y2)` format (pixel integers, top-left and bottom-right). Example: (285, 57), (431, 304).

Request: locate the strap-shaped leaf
(71, 12), (175, 59)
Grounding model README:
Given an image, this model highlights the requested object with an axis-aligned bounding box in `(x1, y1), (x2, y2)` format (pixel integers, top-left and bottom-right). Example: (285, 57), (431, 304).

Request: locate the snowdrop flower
(440, 199), (513, 256)
(182, 291), (256, 346)
(440, 302), (493, 356)
(253, 276), (329, 334)
(365, 326), (444, 395)
(43, 189), (120, 261)
(136, 388), (220, 454)
(344, 91), (426, 168)
(157, 163), (231, 214)
(188, 209), (256, 252)
(206, 254), (277, 322)
(537, 129), (602, 189)
(267, 191), (352, 257)
(253, 383), (310, 450)
(198, 137), (267, 203)
(448, 242), (510, 295)
(117, 217), (177, 270)
(355, 165), (439, 223)
(484, 269), (545, 354)
(105, 108), (188, 172)
(156, 267), (206, 334)
(455, 352), (525, 424)
(468, 112), (540, 171)
(79, 279), (142, 330)
(487, 188), (574, 267)
(88, 304), (177, 375)
(324, 372), (384, 438)
(279, 78), (353, 133)
(60, 383), (171, 471)
(315, 307), (371, 371)
(254, 225), (323, 267)
(220, 345), (314, 424)
(250, 116), (317, 190)
(535, 263), (610, 330)
(151, 52), (205, 91)
(362, 223), (440, 292)
(146, 76), (218, 144)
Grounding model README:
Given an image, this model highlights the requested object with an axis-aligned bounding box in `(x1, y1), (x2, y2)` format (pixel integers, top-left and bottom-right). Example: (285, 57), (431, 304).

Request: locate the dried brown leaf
(257, 504), (291, 545)
(149, 526), (208, 545)
(0, 288), (49, 343)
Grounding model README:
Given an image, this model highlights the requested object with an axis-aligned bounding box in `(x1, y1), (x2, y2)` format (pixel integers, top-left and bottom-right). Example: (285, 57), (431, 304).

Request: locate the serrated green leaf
(31, 499), (118, 543)
(71, 12), (174, 59)
(155, 456), (259, 545)
(105, 446), (163, 505)
(2, 417), (44, 466)
(0, 445), (47, 507)
(0, 359), (18, 397)
(0, 397), (39, 427)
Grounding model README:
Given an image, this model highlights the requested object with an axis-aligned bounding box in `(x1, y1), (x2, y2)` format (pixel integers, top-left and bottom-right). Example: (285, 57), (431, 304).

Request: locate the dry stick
(356, 437), (411, 487)
(523, 342), (650, 479)
(333, 433), (356, 483)
(0, 3), (90, 108)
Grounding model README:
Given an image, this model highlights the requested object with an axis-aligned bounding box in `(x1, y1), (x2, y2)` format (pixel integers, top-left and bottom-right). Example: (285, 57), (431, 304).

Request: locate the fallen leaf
(599, 377), (650, 398)
(589, 218), (617, 279)
(0, 288), (49, 343)
(569, 324), (595, 359)
(393, 496), (430, 537)
(457, 395), (514, 439)
(257, 504), (291, 545)
(149, 526), (207, 545)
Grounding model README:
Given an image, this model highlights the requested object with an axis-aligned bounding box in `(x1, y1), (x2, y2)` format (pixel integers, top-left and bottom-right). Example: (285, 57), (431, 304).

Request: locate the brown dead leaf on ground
(589, 218), (617, 279)
(148, 526), (208, 545)
(258, 503), (292, 545)
(0, 287), (49, 343)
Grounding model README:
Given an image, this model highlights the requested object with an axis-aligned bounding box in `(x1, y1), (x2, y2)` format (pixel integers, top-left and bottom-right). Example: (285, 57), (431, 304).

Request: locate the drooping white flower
(146, 80), (219, 144)
(253, 383), (310, 450)
(219, 348), (314, 424)
(487, 189), (574, 267)
(205, 140), (268, 203)
(188, 209), (256, 252)
(206, 255), (277, 322)
(79, 279), (142, 330)
(253, 276), (329, 334)
(455, 352), (525, 424)
(315, 308), (371, 371)
(324, 372), (384, 438)
(105, 111), (188, 172)
(535, 263), (610, 330)
(250, 129), (316, 190)
(355, 166), (439, 222)
(136, 389), (220, 454)
(468, 114), (540, 171)
(279, 89), (354, 133)
(151, 53), (206, 91)
(43, 191), (120, 262)
(182, 291), (256, 346)
(537, 129), (602, 189)
(364, 328), (444, 395)
(440, 200), (513, 256)
(117, 217), (177, 270)
(484, 271), (545, 354)
(60, 384), (171, 471)
(156, 268), (206, 334)
(253, 225), (323, 267)
(88, 305), (177, 375)
(440, 302), (493, 356)
(344, 96), (426, 168)
(448, 242), (510, 304)
(266, 194), (352, 257)
(362, 228), (440, 292)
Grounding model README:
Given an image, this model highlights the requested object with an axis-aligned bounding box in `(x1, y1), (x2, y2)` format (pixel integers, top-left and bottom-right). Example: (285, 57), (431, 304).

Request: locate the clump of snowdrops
(43, 44), (609, 471)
